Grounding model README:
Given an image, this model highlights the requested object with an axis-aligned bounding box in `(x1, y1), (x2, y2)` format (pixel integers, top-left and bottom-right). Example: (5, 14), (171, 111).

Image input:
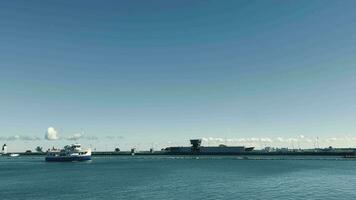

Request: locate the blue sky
(1, 0), (356, 151)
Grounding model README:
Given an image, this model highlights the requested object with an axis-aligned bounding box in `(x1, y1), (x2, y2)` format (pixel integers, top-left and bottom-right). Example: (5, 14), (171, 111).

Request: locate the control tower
(190, 139), (202, 153)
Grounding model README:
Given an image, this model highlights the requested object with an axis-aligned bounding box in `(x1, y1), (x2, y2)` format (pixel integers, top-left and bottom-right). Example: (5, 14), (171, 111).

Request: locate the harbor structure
(2, 144), (7, 154)
(164, 139), (254, 155)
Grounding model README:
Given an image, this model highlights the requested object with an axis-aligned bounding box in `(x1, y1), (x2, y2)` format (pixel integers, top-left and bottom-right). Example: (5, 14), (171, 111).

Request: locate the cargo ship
(164, 139), (254, 155)
(45, 144), (91, 162)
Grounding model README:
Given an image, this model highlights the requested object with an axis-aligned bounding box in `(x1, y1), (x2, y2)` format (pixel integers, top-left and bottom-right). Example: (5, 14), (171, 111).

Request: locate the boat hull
(45, 155), (91, 162)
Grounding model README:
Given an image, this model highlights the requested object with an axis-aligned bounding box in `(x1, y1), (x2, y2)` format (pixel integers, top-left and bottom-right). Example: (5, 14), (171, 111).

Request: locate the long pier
(8, 149), (356, 157)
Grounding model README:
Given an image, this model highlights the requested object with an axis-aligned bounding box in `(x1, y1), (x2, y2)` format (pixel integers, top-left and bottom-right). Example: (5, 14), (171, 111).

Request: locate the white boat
(45, 144), (91, 162)
(9, 153), (20, 157)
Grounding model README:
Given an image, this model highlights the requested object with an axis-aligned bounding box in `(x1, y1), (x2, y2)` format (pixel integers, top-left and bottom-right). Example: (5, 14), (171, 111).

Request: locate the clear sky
(1, 0), (356, 151)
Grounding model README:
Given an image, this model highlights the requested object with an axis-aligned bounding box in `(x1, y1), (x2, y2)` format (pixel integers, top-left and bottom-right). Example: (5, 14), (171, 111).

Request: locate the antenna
(313, 139), (316, 149)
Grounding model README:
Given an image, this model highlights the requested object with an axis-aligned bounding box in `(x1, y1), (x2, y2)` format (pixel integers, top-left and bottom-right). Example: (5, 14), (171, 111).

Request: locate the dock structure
(7, 149), (356, 157)
(9, 138), (356, 157)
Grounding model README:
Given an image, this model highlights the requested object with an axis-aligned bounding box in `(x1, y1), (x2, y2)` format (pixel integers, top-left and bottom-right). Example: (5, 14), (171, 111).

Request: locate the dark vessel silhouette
(164, 139), (254, 155)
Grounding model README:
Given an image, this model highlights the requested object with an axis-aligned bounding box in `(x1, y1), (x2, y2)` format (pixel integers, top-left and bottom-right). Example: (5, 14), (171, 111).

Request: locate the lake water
(1, 156), (356, 200)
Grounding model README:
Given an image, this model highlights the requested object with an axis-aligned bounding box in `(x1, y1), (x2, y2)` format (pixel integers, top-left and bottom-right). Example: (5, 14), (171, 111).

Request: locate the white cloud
(65, 133), (99, 140)
(84, 136), (99, 140)
(2, 135), (40, 141)
(287, 138), (298, 142)
(105, 135), (125, 140)
(66, 133), (83, 141)
(261, 138), (272, 143)
(237, 138), (246, 142)
(306, 139), (313, 143)
(276, 137), (284, 142)
(202, 137), (227, 143)
(195, 135), (356, 149)
(8, 135), (20, 140)
(45, 127), (59, 140)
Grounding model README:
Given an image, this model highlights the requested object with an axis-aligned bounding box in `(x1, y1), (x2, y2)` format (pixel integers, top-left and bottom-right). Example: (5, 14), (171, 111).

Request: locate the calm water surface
(1, 156), (356, 200)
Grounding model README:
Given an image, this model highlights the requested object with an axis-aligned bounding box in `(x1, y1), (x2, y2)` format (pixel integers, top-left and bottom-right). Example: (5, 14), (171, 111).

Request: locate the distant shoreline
(3, 150), (356, 157)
